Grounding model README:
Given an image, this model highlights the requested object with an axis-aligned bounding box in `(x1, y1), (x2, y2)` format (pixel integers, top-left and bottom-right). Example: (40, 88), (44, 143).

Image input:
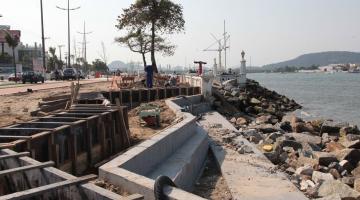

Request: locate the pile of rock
(237, 114), (360, 199)
(213, 79), (360, 199)
(255, 116), (360, 199)
(214, 79), (301, 123)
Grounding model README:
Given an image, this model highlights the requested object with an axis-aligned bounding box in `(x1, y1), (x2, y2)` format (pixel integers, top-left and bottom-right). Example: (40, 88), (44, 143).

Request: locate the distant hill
(108, 60), (129, 71)
(263, 51), (360, 70)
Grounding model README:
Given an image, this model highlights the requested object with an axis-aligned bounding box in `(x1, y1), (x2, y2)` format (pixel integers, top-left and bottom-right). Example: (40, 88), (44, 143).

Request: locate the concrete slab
(198, 111), (308, 200)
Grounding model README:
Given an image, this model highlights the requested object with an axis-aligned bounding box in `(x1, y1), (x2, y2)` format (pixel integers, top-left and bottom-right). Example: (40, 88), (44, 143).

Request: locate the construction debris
(138, 103), (161, 127)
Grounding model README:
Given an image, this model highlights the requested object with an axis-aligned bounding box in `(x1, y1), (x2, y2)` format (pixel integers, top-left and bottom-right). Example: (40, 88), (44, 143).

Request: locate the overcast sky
(1, 0), (360, 67)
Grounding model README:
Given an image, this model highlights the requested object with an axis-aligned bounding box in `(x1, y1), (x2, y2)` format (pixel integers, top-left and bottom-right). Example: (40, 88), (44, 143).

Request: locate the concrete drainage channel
(99, 101), (209, 200)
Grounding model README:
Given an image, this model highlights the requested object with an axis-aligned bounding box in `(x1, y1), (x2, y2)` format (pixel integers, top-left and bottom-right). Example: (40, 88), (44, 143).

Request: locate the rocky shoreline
(212, 79), (360, 200)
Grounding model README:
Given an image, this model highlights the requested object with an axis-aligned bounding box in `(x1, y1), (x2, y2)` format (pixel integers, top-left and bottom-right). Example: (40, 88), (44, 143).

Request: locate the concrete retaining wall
(99, 96), (209, 200)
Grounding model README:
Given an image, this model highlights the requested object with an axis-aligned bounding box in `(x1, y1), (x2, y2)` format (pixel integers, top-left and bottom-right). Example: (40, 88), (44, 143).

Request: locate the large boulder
(316, 194), (342, 200)
(311, 119), (325, 132)
(292, 122), (312, 133)
(242, 129), (263, 142)
(354, 178), (360, 192)
(317, 180), (360, 199)
(250, 98), (261, 105)
(312, 171), (334, 184)
(335, 149), (360, 166)
(236, 117), (247, 126)
(352, 166), (360, 178)
(313, 152), (338, 166)
(277, 139), (303, 151)
(340, 139), (360, 149)
(325, 142), (345, 153)
(285, 132), (322, 146)
(347, 134), (360, 142)
(321, 121), (348, 134)
(276, 121), (292, 132)
(254, 124), (278, 133)
(255, 115), (272, 124)
(295, 165), (314, 176)
(231, 90), (240, 97)
(340, 126), (360, 136)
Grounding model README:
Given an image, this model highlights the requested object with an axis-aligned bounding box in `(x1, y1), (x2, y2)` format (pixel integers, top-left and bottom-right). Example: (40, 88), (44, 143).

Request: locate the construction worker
(145, 65), (153, 88)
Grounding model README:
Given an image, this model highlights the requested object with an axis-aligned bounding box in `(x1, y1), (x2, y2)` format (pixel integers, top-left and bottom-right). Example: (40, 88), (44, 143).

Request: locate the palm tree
(5, 32), (19, 82)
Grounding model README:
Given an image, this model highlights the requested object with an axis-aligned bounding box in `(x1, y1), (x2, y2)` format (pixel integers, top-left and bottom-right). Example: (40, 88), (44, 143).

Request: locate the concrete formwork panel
(102, 87), (200, 108)
(0, 105), (131, 176)
(0, 149), (143, 200)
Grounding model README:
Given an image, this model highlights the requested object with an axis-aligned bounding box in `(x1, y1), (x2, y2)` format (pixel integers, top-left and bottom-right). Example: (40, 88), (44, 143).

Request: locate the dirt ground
(193, 152), (233, 200)
(0, 80), (178, 140)
(128, 100), (179, 142)
(0, 81), (110, 127)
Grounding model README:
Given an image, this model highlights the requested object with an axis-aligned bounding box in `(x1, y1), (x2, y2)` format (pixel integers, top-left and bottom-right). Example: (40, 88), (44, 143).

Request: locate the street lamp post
(40, 0), (46, 73)
(58, 45), (64, 66)
(56, 0), (80, 69)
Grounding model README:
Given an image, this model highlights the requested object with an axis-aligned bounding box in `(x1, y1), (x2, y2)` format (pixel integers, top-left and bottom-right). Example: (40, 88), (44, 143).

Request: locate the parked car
(50, 70), (63, 80)
(22, 71), (45, 84)
(63, 68), (78, 80)
(8, 73), (22, 82)
(77, 70), (85, 79)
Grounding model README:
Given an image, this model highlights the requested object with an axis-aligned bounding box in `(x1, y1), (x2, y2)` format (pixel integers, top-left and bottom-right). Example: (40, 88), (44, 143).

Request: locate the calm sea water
(248, 73), (360, 126)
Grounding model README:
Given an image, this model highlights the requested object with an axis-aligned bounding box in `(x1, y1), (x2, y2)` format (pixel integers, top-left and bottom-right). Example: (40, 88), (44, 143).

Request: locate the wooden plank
(0, 143), (15, 149)
(0, 152), (30, 160)
(0, 128), (53, 131)
(0, 161), (54, 177)
(17, 122), (75, 126)
(124, 194), (144, 200)
(42, 94), (71, 102)
(39, 102), (67, 113)
(0, 174), (97, 200)
(0, 136), (32, 140)
(38, 98), (68, 107)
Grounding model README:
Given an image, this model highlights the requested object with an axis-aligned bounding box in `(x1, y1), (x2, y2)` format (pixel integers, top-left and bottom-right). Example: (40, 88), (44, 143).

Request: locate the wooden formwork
(103, 86), (201, 109)
(0, 149), (143, 200)
(0, 105), (130, 176)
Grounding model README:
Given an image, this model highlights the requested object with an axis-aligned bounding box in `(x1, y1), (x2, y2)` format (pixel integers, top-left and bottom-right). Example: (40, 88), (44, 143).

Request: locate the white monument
(213, 58), (218, 77)
(237, 50), (247, 87)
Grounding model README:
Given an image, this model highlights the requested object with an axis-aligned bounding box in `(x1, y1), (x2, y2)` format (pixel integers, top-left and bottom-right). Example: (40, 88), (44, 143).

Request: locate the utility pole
(78, 21), (92, 72)
(56, 0), (80, 68)
(223, 20), (230, 70)
(58, 45), (64, 63)
(40, 0), (46, 72)
(73, 37), (77, 64)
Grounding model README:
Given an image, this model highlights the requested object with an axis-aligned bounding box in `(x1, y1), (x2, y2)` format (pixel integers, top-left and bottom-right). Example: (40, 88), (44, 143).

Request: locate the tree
(5, 32), (19, 81)
(92, 59), (108, 72)
(116, 0), (185, 73)
(47, 47), (57, 72)
(115, 29), (175, 69)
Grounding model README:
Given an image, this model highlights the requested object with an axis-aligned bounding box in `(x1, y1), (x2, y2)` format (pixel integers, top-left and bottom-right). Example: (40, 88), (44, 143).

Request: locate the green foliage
(47, 47), (60, 72)
(92, 59), (108, 72)
(5, 32), (19, 49)
(115, 29), (175, 67)
(117, 0), (185, 34)
(4, 31), (19, 79)
(116, 0), (184, 71)
(0, 52), (12, 64)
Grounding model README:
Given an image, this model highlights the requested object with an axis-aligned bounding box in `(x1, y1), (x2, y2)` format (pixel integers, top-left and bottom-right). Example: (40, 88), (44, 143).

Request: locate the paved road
(0, 78), (108, 96)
